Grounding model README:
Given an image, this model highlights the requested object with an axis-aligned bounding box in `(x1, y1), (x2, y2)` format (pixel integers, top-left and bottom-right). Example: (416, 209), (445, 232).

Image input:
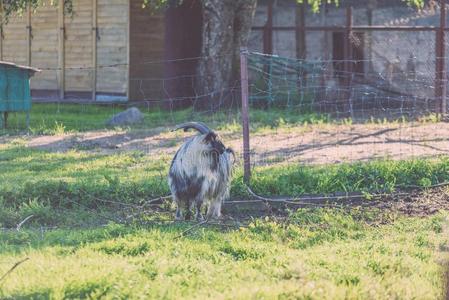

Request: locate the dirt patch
(377, 186), (449, 217)
(223, 186), (449, 220)
(2, 122), (449, 165)
(248, 122), (449, 165)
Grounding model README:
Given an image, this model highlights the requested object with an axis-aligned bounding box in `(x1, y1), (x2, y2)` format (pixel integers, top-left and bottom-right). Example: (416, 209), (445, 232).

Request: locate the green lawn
(0, 103), (330, 135)
(1, 104), (449, 298)
(0, 209), (447, 299)
(1, 142), (449, 227)
(1, 103), (443, 136)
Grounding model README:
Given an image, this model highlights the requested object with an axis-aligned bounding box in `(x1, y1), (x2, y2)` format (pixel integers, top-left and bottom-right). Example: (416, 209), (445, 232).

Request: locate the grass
(0, 209), (448, 299)
(2, 103), (441, 136)
(1, 103), (449, 298)
(1, 141), (449, 227)
(246, 156), (449, 196)
(0, 103), (329, 135)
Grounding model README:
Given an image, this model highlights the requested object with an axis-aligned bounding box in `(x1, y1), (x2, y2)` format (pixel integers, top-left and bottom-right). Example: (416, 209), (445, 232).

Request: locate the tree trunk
(195, 0), (257, 110)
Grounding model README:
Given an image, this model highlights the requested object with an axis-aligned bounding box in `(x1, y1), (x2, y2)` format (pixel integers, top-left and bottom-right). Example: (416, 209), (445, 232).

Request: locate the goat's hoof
(175, 211), (183, 221)
(211, 215), (223, 221)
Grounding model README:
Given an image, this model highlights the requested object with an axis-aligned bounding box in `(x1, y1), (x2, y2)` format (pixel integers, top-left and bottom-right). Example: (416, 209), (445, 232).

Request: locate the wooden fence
(0, 0), (129, 101)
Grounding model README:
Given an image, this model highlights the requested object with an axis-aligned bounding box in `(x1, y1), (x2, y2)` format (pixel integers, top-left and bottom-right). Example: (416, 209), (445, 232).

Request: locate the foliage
(0, 210), (447, 299)
(0, 0), (426, 22)
(0, 0), (73, 21)
(297, 0), (425, 13)
(137, 0), (427, 13)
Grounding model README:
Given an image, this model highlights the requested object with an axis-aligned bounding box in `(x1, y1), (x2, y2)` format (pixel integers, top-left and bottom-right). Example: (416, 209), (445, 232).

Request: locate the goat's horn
(172, 122), (211, 134)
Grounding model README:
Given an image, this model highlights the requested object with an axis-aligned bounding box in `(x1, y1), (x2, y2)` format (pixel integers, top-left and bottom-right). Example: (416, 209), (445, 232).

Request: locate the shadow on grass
(0, 218), (212, 255)
(2, 289), (53, 300)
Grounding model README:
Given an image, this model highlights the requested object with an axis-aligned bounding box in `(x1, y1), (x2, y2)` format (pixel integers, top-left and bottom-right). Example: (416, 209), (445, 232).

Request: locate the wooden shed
(0, 0), (165, 102)
(0, 61), (39, 128)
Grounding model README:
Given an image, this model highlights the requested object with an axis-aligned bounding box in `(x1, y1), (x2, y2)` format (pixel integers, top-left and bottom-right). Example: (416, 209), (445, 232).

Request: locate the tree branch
(0, 258), (30, 284)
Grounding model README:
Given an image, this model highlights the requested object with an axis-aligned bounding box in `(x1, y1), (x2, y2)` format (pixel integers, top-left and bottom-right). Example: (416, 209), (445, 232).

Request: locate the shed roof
(0, 61), (40, 75)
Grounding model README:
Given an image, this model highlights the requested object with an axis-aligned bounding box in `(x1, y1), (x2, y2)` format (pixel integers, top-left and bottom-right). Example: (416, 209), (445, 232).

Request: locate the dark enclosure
(332, 32), (365, 80)
(164, 0), (203, 109)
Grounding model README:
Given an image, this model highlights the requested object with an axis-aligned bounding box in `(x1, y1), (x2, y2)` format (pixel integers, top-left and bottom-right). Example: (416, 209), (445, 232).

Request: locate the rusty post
(263, 0), (274, 55)
(344, 6), (353, 115)
(26, 4), (31, 66)
(296, 2), (306, 60)
(240, 48), (251, 182)
(295, 3), (307, 98)
(436, 0), (447, 115)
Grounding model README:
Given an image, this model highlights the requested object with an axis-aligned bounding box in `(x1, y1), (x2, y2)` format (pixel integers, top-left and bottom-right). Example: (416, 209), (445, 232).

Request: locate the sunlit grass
(1, 104), (449, 298)
(0, 210), (447, 299)
(2, 103), (327, 135)
(1, 103), (441, 136)
(1, 142), (449, 227)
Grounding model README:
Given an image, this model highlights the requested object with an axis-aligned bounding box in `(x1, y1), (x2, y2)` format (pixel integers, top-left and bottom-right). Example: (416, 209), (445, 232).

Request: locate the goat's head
(203, 131), (226, 156)
(173, 122), (227, 156)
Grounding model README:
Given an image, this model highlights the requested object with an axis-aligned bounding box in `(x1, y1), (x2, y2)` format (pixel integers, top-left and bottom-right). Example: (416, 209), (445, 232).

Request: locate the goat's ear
(203, 132), (216, 143)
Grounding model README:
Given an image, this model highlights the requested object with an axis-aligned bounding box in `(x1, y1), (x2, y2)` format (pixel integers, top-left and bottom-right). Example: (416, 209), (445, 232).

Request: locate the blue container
(0, 61), (39, 128)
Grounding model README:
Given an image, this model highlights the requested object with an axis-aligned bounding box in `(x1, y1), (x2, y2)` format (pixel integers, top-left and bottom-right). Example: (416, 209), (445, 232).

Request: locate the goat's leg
(185, 199), (193, 220)
(207, 198), (224, 220)
(206, 200), (217, 220)
(214, 199), (223, 219)
(206, 202), (213, 220)
(174, 197), (183, 221)
(195, 198), (204, 221)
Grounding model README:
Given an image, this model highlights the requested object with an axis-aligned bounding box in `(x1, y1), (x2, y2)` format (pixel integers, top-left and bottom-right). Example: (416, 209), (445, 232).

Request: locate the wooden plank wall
(129, 1), (165, 101)
(2, 15), (27, 66)
(65, 0), (93, 94)
(0, 0), (131, 100)
(30, 2), (58, 91)
(96, 0), (128, 95)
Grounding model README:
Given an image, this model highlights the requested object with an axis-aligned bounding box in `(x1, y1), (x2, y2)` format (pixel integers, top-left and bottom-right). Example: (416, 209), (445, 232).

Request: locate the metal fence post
(240, 48), (251, 183)
(436, 0), (447, 115)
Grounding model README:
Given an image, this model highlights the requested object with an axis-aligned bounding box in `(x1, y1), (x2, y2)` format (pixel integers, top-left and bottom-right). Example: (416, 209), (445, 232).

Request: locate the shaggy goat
(168, 122), (234, 221)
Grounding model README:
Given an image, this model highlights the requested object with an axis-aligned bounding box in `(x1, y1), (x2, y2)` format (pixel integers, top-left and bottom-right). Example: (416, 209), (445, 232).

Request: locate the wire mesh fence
(246, 49), (438, 119)
(2, 2), (449, 214)
(0, 55), (246, 134)
(1, 49), (448, 164)
(242, 0), (449, 176)
(243, 48), (449, 171)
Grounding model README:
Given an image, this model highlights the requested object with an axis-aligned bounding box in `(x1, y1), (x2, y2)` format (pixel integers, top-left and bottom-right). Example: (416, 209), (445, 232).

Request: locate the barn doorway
(332, 32), (365, 81)
(164, 0), (203, 109)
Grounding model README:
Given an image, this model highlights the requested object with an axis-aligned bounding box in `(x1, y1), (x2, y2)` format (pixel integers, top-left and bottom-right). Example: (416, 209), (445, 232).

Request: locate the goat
(168, 122), (234, 221)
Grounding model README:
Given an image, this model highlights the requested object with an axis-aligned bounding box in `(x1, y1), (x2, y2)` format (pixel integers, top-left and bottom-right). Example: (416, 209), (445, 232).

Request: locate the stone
(106, 107), (144, 126)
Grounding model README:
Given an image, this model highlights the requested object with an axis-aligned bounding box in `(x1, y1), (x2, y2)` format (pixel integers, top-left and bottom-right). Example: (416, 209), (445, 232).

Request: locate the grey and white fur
(168, 122), (235, 221)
